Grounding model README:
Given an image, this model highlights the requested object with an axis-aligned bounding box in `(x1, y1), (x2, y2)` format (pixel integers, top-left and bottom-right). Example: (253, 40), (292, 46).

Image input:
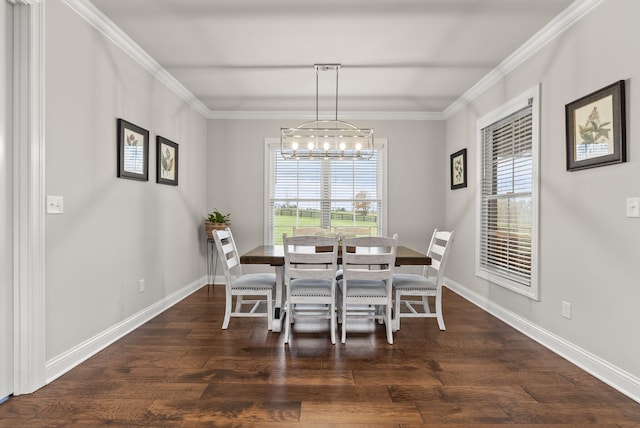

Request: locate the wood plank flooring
(1, 286), (639, 427)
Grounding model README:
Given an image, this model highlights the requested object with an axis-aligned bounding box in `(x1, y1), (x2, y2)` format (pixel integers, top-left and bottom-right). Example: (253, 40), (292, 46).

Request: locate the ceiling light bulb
(308, 142), (314, 150)
(355, 143), (362, 151)
(323, 142), (330, 150)
(339, 142), (346, 150)
(292, 142), (298, 150)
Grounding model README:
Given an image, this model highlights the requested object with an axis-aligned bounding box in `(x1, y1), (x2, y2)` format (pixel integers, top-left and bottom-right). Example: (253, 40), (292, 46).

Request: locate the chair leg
(422, 295), (432, 313)
(341, 300), (347, 344)
(330, 300), (336, 345)
(284, 287), (292, 342)
(435, 287), (445, 331)
(234, 295), (243, 312)
(284, 302), (292, 343)
(385, 304), (393, 344)
(394, 291), (401, 331)
(267, 291), (273, 331)
(222, 292), (232, 329)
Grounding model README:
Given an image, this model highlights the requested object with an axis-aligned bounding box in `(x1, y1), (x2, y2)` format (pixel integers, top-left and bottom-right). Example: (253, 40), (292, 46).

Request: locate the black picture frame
(450, 148), (467, 190)
(156, 136), (179, 186)
(565, 80), (626, 171)
(117, 118), (149, 181)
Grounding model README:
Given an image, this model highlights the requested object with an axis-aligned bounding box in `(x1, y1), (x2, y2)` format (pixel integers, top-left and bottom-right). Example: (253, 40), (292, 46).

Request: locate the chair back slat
(425, 229), (455, 283)
(288, 251), (335, 265)
(430, 243), (446, 257)
(341, 235), (398, 282)
(283, 233), (339, 282)
(212, 227), (243, 281)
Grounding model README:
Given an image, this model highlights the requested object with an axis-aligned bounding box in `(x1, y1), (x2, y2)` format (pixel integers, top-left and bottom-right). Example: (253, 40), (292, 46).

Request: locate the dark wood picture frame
(565, 80), (626, 171)
(156, 136), (179, 186)
(117, 118), (149, 181)
(450, 148), (467, 190)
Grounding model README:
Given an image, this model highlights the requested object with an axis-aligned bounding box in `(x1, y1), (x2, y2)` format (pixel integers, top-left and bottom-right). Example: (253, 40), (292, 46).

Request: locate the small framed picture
(156, 136), (179, 186)
(117, 118), (149, 181)
(565, 80), (626, 171)
(450, 148), (467, 190)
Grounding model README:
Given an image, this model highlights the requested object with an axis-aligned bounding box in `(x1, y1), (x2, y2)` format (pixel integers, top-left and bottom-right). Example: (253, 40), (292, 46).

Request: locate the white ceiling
(86, 0), (579, 118)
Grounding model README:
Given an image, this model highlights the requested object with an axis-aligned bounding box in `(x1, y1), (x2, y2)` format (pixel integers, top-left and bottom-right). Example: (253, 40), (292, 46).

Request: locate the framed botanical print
(450, 148), (467, 190)
(565, 80), (626, 171)
(156, 136), (179, 186)
(117, 118), (149, 181)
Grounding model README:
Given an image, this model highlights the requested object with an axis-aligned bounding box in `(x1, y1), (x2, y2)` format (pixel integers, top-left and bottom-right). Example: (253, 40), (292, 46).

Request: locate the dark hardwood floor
(1, 286), (639, 427)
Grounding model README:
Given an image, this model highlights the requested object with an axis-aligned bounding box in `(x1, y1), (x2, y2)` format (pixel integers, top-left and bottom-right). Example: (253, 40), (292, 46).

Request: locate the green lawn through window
(274, 212), (378, 244)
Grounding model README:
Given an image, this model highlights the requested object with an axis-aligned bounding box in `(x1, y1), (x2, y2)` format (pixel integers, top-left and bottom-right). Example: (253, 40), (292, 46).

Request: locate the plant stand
(204, 222), (229, 289)
(207, 238), (218, 290)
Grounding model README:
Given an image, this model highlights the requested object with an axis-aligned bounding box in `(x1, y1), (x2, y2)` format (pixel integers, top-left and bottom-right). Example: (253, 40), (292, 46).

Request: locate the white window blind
(476, 85), (539, 300)
(264, 139), (387, 245)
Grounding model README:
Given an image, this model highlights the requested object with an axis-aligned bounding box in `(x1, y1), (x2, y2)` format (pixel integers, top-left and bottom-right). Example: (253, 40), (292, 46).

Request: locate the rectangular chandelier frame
(281, 64), (374, 160)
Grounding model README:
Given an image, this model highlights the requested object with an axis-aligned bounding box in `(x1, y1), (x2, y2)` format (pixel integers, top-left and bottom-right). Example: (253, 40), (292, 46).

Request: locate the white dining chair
(338, 234), (398, 344)
(393, 229), (454, 331)
(283, 233), (339, 344)
(212, 228), (276, 330)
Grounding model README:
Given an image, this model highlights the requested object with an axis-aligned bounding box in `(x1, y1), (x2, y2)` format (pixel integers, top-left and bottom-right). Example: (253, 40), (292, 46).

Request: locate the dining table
(240, 244), (431, 332)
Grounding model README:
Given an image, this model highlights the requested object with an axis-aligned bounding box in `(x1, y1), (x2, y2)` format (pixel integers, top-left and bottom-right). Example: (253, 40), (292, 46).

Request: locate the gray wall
(445, 0), (640, 378)
(42, 0), (640, 394)
(207, 118), (446, 265)
(45, 0), (208, 359)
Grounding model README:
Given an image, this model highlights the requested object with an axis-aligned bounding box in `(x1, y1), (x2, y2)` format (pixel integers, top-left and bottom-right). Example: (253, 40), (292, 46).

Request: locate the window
(476, 85), (539, 300)
(264, 138), (387, 245)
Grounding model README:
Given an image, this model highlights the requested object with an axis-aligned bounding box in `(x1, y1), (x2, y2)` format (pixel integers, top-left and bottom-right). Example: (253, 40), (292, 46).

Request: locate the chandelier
(281, 64), (374, 160)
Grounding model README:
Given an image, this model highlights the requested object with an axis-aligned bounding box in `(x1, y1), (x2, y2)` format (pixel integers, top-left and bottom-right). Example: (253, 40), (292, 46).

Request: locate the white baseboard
(45, 276), (208, 384)
(444, 277), (640, 404)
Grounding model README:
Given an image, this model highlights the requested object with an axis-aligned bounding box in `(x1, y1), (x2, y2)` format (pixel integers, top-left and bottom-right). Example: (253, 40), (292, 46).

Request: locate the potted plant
(204, 209), (231, 238)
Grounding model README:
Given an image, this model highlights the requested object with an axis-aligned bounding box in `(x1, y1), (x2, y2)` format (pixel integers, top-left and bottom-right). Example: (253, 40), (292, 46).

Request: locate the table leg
(272, 265), (285, 332)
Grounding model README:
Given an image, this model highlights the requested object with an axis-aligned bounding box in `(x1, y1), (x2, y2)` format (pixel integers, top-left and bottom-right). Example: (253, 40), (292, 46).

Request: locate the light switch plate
(627, 197), (640, 218)
(47, 195), (64, 214)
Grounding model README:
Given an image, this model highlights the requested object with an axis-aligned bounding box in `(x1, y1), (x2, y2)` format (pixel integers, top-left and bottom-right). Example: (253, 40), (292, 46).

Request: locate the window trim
(475, 84), (540, 300)
(263, 137), (388, 245)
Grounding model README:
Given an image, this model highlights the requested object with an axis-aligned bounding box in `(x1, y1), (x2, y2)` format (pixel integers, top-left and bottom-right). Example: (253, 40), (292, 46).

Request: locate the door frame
(11, 0), (46, 395)
(1, 0), (14, 402)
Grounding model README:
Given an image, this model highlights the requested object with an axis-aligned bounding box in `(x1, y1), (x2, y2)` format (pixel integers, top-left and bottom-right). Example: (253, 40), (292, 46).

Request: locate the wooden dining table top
(240, 244), (431, 266)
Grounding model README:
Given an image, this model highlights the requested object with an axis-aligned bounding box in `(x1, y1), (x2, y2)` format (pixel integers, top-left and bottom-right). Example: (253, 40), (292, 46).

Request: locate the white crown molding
(62, 0), (602, 122)
(61, 0), (210, 118)
(46, 278), (207, 384)
(444, 277), (640, 405)
(6, 0), (43, 5)
(443, 0), (605, 119)
(207, 110), (444, 121)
